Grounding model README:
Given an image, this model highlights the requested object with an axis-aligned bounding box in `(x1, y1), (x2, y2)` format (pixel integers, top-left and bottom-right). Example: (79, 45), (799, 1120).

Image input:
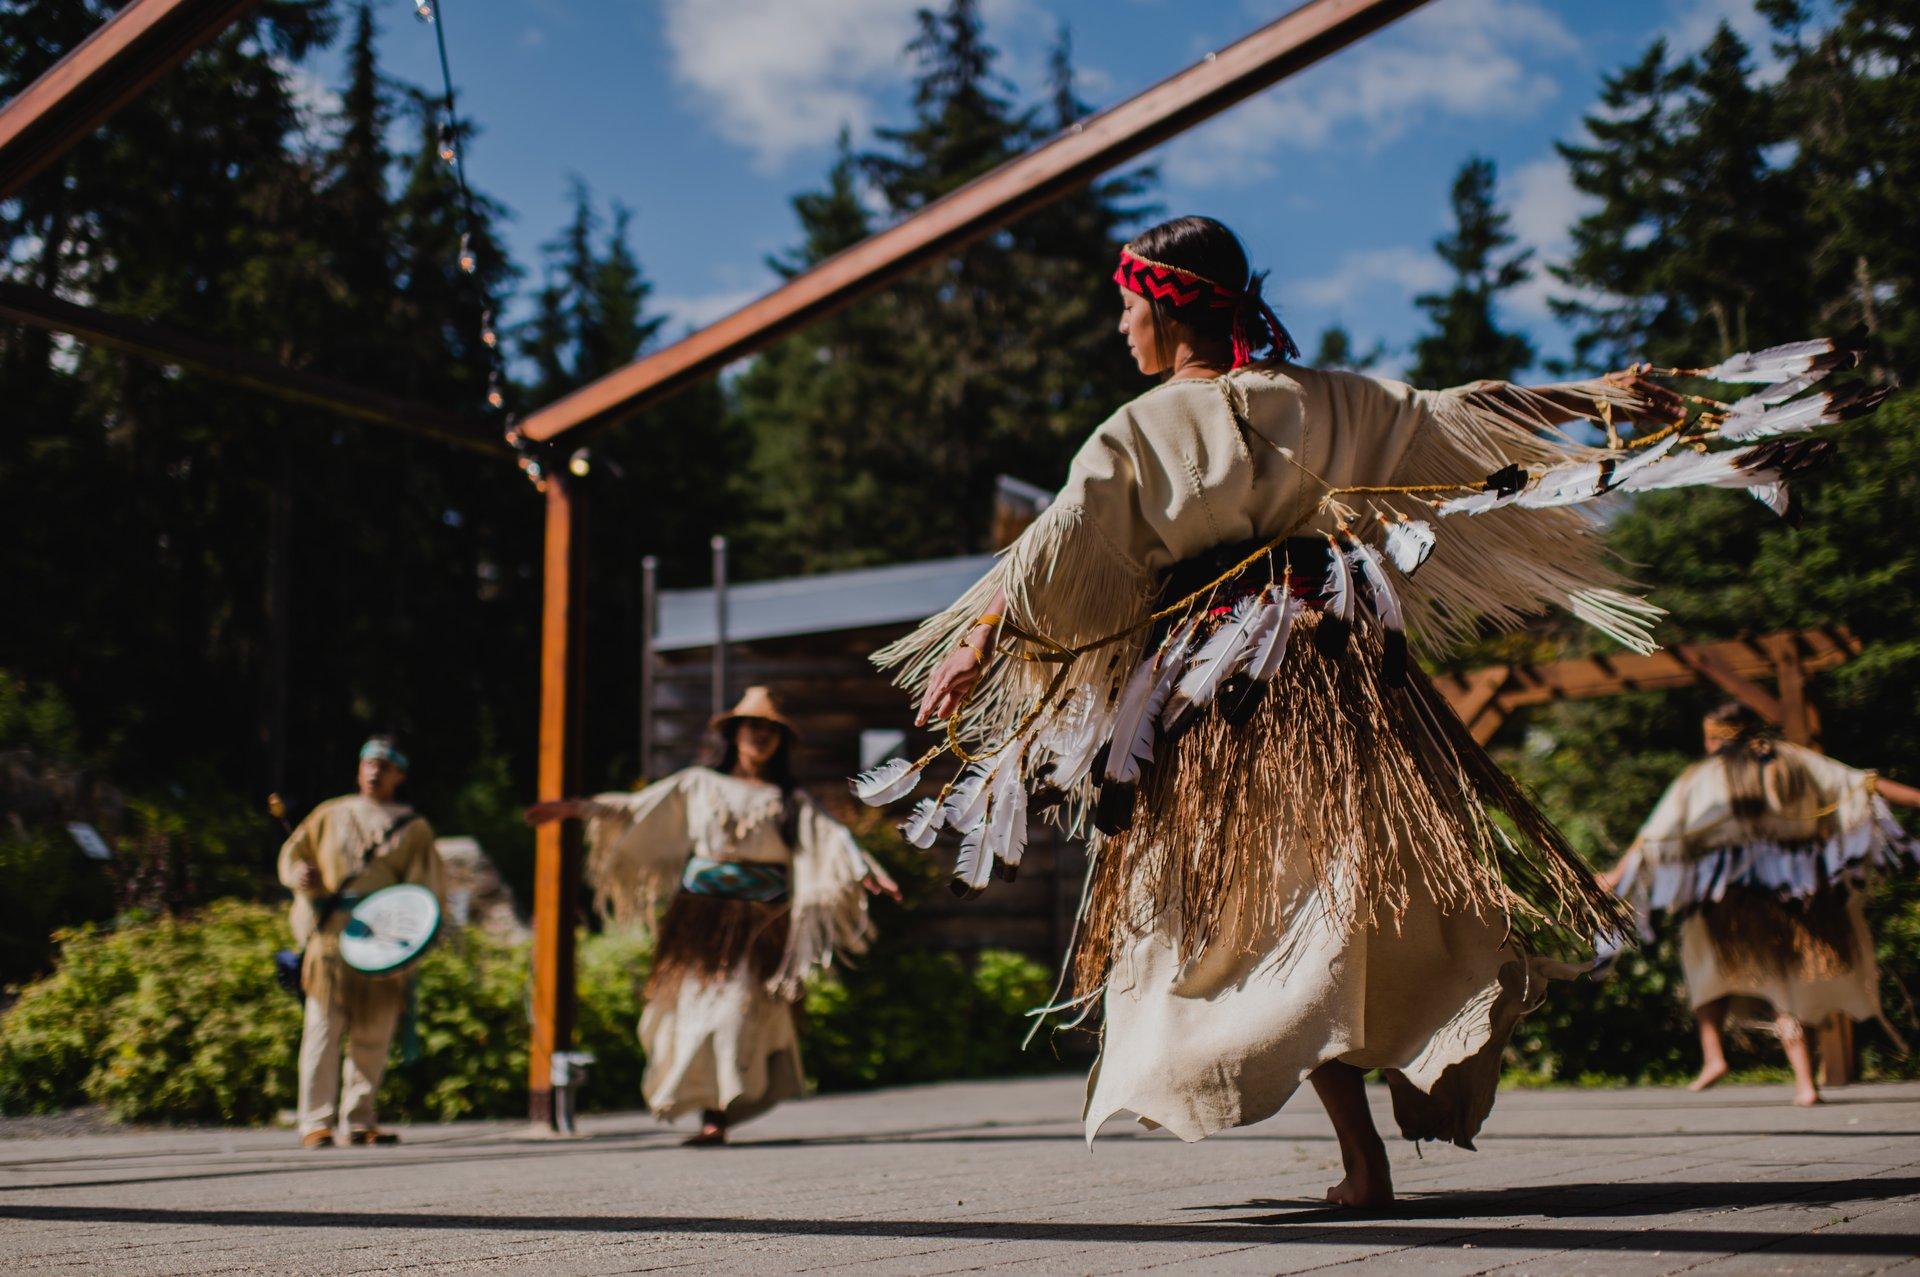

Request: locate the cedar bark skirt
(1079, 611), (1606, 1148)
(640, 895), (806, 1124)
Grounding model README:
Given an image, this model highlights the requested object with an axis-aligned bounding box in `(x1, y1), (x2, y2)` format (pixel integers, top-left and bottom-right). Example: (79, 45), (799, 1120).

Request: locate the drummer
(278, 735), (445, 1148)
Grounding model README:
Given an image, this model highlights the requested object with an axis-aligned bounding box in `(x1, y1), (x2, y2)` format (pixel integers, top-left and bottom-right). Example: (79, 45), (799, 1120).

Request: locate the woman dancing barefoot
(1602, 703), (1920, 1106)
(867, 215), (1719, 1208)
(527, 687), (899, 1145)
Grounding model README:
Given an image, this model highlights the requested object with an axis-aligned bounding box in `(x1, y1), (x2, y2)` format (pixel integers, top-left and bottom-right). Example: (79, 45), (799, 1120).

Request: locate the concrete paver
(3, 1077), (1918, 1274)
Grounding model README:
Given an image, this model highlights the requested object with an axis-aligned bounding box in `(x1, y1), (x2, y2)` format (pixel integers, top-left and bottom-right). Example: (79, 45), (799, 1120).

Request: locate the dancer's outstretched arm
(1878, 778), (1920, 809)
(917, 585), (1006, 726)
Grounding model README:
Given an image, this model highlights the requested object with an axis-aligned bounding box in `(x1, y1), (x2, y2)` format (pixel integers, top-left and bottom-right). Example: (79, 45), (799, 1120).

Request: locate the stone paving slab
(3, 1077), (1918, 1274)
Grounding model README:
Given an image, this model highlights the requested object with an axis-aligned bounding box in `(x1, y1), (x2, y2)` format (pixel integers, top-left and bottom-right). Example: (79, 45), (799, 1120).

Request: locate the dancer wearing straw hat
(526, 687), (899, 1145)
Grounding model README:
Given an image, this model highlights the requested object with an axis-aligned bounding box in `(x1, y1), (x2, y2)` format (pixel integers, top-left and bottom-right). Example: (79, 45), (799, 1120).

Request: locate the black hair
(1126, 215), (1287, 365)
(703, 721), (801, 846)
(1703, 702), (1813, 824)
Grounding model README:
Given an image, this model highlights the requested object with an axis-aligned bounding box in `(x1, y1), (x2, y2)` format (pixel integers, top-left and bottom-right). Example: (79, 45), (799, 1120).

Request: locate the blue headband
(360, 739), (410, 771)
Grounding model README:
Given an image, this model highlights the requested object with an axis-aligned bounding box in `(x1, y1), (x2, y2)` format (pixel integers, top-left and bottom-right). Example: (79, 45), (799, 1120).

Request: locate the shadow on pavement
(3, 1177), (1916, 1254)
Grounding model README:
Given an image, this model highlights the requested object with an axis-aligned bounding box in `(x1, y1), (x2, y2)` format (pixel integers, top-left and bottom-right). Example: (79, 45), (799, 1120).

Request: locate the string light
(399, 0), (525, 466)
(568, 450), (592, 478)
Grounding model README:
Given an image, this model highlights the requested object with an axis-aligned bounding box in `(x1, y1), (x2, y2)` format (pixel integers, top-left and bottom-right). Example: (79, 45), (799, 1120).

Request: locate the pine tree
(1311, 324), (1384, 372)
(1553, 25), (1810, 369)
(1761, 0), (1920, 381)
(1407, 157), (1534, 388)
(736, 5), (1155, 574)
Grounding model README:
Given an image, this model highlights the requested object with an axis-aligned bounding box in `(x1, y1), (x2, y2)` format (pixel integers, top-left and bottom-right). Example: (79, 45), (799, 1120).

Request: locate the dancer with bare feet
(525, 688), (899, 1145)
(1602, 703), (1920, 1106)
(854, 215), (1868, 1209)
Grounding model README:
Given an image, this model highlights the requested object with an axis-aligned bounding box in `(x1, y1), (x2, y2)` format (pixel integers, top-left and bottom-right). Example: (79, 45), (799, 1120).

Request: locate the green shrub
(0, 899), (1058, 1123)
(803, 942), (1058, 1092)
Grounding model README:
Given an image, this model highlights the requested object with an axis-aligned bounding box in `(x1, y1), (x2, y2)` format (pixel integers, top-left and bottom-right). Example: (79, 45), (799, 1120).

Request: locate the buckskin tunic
(585, 768), (880, 1123)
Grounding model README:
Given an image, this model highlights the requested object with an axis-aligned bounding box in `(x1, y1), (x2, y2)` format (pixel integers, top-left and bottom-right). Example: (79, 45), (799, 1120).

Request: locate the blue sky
(316, 0), (1785, 378)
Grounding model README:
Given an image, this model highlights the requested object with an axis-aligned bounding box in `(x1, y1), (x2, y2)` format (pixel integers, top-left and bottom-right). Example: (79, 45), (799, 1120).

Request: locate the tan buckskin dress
(879, 364), (1649, 1148)
(586, 768), (880, 1124)
(1616, 744), (1915, 1028)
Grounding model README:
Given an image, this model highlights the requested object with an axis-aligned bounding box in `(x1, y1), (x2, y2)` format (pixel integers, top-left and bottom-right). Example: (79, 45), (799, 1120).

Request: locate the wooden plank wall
(650, 624), (1085, 965)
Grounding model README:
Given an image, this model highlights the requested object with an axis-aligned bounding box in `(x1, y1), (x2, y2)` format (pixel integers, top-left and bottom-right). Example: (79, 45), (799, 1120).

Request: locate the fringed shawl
(874, 365), (1662, 823)
(584, 768), (877, 997)
(1615, 744), (1918, 936)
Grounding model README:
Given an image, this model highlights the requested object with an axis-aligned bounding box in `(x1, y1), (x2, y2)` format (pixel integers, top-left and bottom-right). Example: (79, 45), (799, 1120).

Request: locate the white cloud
(659, 0), (1080, 172)
(1663, 0), (1772, 56)
(1504, 155), (1595, 319)
(1291, 246), (1449, 310)
(1161, 0), (1577, 188)
(1661, 0), (1791, 79)
(658, 0), (923, 172)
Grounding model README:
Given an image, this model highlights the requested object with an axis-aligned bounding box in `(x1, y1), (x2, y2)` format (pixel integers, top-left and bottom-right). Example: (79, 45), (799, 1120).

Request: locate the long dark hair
(1126, 215), (1294, 368)
(703, 721), (802, 846)
(1703, 702), (1815, 826)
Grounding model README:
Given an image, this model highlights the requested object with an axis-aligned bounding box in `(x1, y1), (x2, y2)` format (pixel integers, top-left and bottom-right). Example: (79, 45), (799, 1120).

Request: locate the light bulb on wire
(413, 2), (434, 23)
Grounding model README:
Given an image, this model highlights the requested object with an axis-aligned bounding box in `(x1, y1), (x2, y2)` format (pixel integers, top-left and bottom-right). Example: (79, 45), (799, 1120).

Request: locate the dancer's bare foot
(682, 1123), (727, 1147)
(1792, 1087), (1822, 1108)
(1325, 1148), (1394, 1210)
(1688, 1059), (1729, 1092)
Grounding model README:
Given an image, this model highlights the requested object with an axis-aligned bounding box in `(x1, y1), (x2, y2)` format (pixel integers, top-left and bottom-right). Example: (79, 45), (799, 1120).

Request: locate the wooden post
(710, 535), (729, 720)
(640, 554), (658, 782)
(1765, 635), (1852, 1084)
(529, 474), (587, 1126)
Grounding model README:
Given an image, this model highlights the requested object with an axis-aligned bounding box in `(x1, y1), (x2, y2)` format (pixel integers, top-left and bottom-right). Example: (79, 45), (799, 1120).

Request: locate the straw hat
(711, 685), (798, 738)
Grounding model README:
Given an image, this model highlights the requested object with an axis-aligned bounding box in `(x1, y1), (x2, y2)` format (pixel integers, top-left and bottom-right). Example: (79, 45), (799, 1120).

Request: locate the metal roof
(655, 554), (996, 652)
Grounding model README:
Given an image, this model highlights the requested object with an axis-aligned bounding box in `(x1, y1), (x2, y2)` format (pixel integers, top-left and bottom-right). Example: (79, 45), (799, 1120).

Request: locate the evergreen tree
(1407, 156), (1534, 388)
(736, 5), (1154, 574)
(1553, 26), (1810, 369)
(1311, 323), (1385, 372)
(1761, 0), (1920, 382)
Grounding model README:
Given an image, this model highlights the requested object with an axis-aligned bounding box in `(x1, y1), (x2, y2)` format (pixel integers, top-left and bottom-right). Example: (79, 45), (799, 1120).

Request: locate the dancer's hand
(862, 863), (903, 902)
(919, 639), (989, 726)
(522, 798), (594, 826)
(1603, 364), (1687, 424)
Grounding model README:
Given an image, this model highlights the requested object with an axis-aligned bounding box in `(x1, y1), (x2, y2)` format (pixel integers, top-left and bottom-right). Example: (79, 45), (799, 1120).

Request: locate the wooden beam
(0, 0), (262, 198)
(1670, 643), (1785, 726)
(528, 475), (587, 1127)
(1460, 629), (1858, 714)
(1764, 634), (1816, 747)
(516, 0), (1433, 446)
(0, 283), (507, 456)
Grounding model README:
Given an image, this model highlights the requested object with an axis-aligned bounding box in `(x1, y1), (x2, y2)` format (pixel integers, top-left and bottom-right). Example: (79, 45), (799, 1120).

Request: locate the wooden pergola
(0, 0), (1440, 1124)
